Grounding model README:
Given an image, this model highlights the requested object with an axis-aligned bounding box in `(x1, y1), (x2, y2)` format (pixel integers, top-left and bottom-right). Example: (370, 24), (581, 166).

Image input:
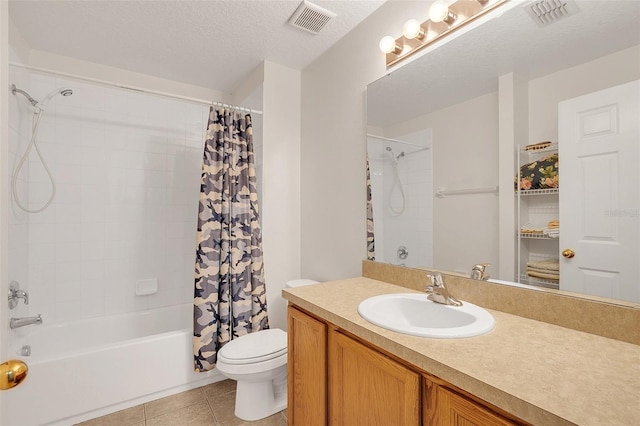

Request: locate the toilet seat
(218, 329), (287, 365)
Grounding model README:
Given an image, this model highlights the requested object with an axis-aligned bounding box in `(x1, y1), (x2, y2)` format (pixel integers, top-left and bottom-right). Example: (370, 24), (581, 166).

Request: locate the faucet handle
(426, 272), (444, 288)
(8, 281), (28, 309)
(472, 263), (491, 271)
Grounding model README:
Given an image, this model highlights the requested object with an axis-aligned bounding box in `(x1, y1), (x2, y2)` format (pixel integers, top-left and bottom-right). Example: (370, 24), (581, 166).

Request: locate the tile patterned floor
(76, 380), (287, 426)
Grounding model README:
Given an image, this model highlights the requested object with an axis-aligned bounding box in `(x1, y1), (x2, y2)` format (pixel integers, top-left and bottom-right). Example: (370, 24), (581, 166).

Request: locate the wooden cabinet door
(436, 386), (517, 426)
(328, 330), (420, 426)
(287, 306), (327, 426)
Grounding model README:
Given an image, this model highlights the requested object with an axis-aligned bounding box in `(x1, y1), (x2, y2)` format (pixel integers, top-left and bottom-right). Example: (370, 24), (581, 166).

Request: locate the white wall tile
(10, 70), (210, 326)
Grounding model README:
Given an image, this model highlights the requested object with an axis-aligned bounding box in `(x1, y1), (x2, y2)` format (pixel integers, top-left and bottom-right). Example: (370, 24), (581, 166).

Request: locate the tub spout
(10, 314), (43, 330)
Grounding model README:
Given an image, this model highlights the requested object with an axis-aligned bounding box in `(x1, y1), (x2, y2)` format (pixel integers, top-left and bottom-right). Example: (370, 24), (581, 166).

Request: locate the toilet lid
(218, 329), (287, 365)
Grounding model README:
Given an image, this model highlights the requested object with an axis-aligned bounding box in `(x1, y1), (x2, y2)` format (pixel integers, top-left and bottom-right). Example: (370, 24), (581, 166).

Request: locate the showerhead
(39, 87), (73, 110)
(386, 146), (405, 161)
(11, 84), (73, 112)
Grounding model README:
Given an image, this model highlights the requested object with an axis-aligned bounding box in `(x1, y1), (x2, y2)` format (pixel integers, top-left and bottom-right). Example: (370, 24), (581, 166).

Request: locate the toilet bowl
(215, 279), (319, 421)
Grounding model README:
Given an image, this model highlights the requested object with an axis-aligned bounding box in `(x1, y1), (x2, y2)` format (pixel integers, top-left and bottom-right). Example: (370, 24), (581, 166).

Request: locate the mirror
(366, 0), (640, 304)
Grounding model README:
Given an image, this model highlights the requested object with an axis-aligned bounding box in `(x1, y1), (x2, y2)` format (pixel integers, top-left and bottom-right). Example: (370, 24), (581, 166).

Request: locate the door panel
(559, 80), (639, 302)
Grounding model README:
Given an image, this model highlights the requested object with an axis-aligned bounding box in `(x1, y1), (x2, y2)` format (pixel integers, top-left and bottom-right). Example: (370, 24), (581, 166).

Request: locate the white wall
(528, 45), (640, 144)
(385, 92), (499, 275)
(261, 61), (301, 331)
(300, 1), (424, 281)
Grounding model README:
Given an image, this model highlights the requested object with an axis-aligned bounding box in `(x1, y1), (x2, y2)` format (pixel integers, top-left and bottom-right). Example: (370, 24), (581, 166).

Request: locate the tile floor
(76, 380), (287, 426)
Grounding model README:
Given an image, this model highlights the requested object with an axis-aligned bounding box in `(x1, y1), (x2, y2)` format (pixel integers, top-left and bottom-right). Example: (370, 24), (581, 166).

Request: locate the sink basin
(357, 293), (495, 338)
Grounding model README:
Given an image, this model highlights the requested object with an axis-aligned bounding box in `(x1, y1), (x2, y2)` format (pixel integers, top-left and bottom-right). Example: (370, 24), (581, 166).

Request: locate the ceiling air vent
(525, 0), (579, 26)
(288, 0), (336, 34)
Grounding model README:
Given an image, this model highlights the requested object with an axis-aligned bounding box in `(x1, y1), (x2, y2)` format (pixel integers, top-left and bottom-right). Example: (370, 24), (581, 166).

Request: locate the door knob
(562, 249), (575, 259)
(0, 360), (28, 390)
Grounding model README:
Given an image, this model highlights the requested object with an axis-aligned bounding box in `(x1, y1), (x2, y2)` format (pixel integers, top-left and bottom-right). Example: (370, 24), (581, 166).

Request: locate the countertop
(282, 277), (640, 426)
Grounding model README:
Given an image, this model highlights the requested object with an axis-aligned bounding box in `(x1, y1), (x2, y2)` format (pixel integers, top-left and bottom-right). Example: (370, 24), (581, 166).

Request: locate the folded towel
(521, 223), (545, 234)
(521, 229), (544, 235)
(527, 270), (560, 281)
(526, 259), (560, 271)
(527, 266), (560, 275)
(545, 228), (559, 238)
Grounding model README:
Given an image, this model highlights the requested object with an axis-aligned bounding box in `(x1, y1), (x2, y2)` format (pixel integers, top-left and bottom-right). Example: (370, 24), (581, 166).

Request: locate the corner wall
(300, 1), (420, 281)
(261, 61), (301, 331)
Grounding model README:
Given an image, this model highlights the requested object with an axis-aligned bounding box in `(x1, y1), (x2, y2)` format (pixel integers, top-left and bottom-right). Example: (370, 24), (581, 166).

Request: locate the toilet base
(233, 369), (287, 421)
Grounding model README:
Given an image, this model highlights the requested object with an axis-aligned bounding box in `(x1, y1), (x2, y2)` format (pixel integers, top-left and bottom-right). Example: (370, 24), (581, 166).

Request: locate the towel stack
(526, 259), (559, 282)
(545, 220), (559, 238)
(520, 224), (544, 235)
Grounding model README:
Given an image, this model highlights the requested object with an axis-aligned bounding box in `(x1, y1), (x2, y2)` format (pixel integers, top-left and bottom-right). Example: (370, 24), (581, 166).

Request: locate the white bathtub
(5, 304), (222, 426)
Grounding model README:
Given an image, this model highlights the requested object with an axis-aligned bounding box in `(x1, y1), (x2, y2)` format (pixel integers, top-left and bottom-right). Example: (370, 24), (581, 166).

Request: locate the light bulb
(379, 36), (400, 54)
(402, 19), (425, 40)
(429, 1), (456, 24)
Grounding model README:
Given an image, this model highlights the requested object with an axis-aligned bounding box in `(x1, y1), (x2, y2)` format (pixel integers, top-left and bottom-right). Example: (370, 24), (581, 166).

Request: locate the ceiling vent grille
(525, 0), (579, 26)
(288, 0), (336, 34)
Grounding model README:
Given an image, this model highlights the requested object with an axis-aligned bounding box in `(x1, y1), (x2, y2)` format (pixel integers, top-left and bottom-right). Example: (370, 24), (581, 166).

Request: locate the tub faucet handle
(8, 281), (29, 309)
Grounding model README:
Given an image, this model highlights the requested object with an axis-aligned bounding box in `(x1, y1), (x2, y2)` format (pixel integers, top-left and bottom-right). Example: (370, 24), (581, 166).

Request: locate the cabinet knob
(562, 249), (575, 259)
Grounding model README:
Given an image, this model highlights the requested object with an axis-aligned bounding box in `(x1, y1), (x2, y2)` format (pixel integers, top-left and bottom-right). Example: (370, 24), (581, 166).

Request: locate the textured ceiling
(9, 0), (385, 93)
(368, 0), (640, 128)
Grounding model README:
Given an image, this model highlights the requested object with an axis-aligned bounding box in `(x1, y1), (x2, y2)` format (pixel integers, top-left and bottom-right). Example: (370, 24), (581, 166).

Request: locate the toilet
(215, 279), (319, 421)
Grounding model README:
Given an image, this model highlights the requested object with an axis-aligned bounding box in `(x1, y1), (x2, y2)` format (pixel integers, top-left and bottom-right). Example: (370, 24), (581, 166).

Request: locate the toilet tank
(285, 279), (319, 288)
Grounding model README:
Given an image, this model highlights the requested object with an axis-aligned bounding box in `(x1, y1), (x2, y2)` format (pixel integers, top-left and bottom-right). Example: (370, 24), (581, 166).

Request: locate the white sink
(357, 293), (495, 338)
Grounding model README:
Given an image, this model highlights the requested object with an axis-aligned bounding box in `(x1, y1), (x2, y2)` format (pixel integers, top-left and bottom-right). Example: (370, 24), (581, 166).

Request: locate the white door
(558, 80), (640, 302)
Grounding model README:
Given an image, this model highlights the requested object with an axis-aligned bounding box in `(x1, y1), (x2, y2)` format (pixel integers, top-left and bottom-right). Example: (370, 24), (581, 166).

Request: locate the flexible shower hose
(388, 159), (406, 215)
(12, 111), (57, 213)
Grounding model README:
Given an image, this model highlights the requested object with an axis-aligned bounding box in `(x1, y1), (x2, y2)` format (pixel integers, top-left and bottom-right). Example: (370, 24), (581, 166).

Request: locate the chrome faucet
(425, 273), (462, 307)
(8, 281), (29, 309)
(10, 314), (43, 330)
(470, 263), (491, 281)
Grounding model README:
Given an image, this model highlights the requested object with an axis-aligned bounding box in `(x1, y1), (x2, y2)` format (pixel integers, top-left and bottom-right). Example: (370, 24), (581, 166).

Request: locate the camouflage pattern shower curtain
(193, 108), (269, 372)
(366, 154), (376, 261)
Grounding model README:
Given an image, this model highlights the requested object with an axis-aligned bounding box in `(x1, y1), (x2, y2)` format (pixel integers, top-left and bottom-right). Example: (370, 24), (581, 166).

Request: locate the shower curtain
(366, 155), (376, 261)
(193, 108), (269, 372)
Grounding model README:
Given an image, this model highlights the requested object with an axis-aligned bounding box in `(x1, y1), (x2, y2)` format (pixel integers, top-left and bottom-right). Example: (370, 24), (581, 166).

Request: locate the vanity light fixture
(379, 0), (509, 68)
(379, 35), (402, 54)
(429, 1), (457, 25)
(403, 19), (426, 40)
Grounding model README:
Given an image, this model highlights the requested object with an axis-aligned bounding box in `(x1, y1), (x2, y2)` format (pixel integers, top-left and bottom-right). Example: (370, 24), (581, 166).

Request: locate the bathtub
(5, 304), (222, 426)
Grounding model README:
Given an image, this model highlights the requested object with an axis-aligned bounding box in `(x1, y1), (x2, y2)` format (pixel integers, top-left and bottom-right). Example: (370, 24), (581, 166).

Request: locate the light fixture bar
(384, 0), (509, 68)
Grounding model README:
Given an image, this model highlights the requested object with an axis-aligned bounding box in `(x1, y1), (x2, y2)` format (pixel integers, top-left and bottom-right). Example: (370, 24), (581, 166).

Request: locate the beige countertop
(282, 277), (640, 426)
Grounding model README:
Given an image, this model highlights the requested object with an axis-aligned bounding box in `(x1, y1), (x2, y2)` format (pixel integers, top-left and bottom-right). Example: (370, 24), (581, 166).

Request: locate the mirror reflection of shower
(11, 84), (73, 213)
(367, 131), (434, 268)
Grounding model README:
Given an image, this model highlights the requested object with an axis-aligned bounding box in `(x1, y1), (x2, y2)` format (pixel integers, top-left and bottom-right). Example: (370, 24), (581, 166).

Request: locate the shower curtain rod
(366, 134), (428, 149)
(9, 63), (263, 115)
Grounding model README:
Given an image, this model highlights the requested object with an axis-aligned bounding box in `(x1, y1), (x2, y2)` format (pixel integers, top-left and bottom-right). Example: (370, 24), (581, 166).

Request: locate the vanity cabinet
(287, 305), (526, 426)
(424, 378), (518, 426)
(287, 305), (327, 426)
(329, 328), (420, 425)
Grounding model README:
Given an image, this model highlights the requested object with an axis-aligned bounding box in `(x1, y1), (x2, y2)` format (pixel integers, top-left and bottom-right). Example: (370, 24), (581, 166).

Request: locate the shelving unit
(519, 274), (560, 289)
(516, 144), (560, 289)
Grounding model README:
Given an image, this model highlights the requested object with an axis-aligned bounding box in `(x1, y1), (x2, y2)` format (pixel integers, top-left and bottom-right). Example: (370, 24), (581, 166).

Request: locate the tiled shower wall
(8, 67), (210, 324)
(367, 129), (433, 268)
